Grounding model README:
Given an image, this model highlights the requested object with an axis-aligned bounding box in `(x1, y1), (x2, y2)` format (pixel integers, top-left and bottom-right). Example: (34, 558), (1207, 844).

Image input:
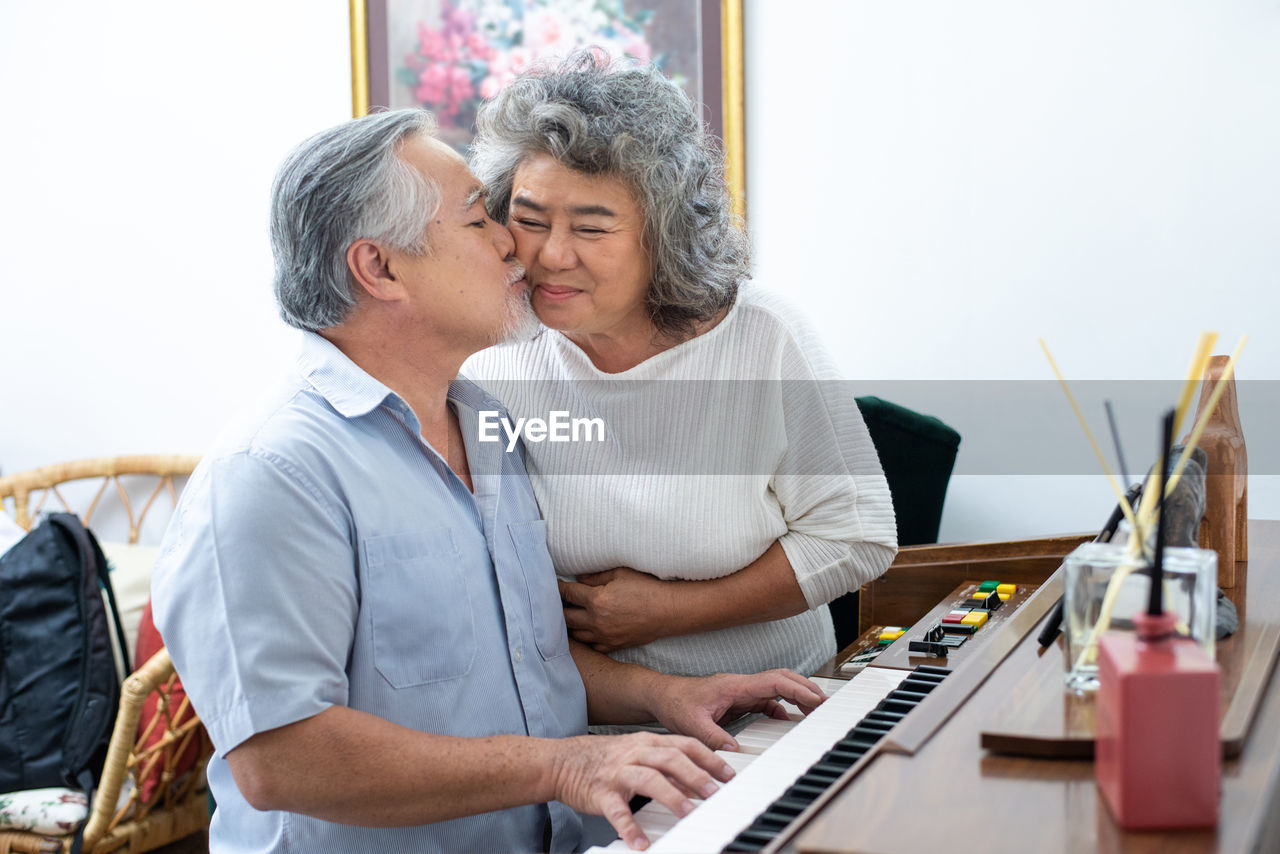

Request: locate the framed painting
(349, 0), (745, 217)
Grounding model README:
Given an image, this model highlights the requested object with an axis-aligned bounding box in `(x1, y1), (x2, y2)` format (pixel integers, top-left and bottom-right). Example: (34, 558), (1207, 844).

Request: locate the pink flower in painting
(398, 0), (664, 137)
(623, 37), (652, 63)
(523, 6), (576, 56)
(479, 74), (504, 100)
(415, 21), (449, 62)
(416, 64), (475, 117)
(480, 45), (533, 98)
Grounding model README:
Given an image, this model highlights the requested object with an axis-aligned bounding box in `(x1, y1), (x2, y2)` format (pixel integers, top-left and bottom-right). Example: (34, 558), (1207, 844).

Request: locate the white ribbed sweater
(464, 286), (897, 678)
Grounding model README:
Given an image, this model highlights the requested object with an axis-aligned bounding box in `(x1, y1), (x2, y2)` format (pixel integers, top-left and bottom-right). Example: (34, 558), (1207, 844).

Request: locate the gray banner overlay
(462, 379), (1277, 477)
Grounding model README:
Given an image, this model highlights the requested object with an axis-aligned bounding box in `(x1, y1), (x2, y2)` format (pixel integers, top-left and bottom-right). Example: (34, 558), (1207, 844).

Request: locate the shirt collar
(296, 331), (399, 419)
(296, 331), (510, 422)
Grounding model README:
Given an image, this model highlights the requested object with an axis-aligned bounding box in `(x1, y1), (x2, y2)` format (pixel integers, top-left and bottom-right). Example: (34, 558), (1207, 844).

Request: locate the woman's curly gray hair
(470, 50), (749, 341)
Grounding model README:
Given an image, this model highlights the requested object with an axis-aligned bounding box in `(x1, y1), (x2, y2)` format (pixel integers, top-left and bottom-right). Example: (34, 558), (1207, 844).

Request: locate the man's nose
(493, 220), (516, 257)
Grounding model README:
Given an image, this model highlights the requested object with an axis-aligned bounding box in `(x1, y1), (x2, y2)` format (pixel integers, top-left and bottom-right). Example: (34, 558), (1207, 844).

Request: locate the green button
(978, 580), (1000, 591)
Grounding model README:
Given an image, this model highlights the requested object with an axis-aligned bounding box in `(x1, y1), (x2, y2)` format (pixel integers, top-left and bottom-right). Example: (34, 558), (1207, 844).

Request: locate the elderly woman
(465, 52), (896, 682)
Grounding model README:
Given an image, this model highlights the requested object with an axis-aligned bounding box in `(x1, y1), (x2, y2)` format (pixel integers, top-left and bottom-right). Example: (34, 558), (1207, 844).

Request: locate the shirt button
(513, 649), (523, 663)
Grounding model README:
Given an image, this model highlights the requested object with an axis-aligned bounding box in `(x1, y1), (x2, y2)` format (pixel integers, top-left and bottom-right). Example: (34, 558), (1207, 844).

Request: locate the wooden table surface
(793, 520), (1280, 854)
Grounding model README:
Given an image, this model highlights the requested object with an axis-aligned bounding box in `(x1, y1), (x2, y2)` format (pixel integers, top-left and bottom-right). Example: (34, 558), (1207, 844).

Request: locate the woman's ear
(347, 239), (403, 302)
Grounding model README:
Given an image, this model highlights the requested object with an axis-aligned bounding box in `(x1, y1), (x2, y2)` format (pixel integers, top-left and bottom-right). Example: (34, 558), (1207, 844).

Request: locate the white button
(513, 649), (523, 663)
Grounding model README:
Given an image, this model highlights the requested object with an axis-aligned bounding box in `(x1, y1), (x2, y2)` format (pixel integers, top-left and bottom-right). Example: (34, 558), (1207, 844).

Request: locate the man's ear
(347, 239), (403, 302)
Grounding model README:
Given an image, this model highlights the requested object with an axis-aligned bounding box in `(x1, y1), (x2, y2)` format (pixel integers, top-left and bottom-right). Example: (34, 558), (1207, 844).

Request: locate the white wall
(2, 1), (1276, 542)
(0, 0), (350, 476)
(745, 0), (1280, 539)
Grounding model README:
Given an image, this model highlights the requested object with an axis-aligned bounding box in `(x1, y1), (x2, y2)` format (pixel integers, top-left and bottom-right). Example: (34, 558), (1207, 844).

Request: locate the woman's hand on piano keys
(652, 669), (828, 752)
(547, 731), (735, 851)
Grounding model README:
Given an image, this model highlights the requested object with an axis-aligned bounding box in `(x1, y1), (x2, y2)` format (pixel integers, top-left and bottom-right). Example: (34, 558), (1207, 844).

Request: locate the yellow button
(961, 611), (989, 628)
(996, 583), (1017, 595)
(970, 592), (988, 601)
(878, 629), (906, 641)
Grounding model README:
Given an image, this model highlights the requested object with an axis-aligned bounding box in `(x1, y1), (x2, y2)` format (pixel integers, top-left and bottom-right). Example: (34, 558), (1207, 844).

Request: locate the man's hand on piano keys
(547, 731), (735, 851)
(651, 669), (828, 752)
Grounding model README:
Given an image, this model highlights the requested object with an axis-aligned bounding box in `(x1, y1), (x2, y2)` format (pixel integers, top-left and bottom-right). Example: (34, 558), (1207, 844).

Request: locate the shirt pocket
(362, 528), (475, 687)
(509, 520), (570, 660)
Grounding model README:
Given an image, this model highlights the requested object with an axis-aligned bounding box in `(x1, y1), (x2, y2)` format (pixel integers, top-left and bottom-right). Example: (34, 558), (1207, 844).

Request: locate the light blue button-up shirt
(152, 332), (588, 853)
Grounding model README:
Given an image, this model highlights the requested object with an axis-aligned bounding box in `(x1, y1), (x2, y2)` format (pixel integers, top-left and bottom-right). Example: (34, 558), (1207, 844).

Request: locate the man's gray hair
(471, 51), (749, 341)
(270, 109), (440, 331)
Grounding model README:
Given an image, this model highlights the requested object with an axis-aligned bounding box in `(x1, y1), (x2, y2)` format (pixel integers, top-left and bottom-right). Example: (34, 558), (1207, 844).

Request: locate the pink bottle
(1095, 610), (1220, 828)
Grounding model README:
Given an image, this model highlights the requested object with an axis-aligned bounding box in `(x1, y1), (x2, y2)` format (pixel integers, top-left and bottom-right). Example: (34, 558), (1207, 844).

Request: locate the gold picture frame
(349, 0), (746, 219)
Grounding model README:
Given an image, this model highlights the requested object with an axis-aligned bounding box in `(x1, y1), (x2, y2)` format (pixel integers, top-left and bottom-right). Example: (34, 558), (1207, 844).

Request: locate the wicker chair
(0, 456), (208, 854)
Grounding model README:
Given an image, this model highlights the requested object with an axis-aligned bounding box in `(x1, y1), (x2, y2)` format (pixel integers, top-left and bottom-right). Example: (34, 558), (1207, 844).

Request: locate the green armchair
(827, 396), (961, 649)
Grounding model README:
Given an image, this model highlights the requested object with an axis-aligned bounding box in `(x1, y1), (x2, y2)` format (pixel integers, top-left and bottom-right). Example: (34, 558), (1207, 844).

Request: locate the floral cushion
(0, 787), (88, 835)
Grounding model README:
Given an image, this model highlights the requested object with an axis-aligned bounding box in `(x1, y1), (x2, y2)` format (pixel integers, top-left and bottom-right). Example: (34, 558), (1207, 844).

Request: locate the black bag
(0, 512), (130, 801)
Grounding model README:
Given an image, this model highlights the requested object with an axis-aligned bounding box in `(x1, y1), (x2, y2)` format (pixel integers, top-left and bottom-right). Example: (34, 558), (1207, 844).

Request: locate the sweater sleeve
(770, 310), (898, 608)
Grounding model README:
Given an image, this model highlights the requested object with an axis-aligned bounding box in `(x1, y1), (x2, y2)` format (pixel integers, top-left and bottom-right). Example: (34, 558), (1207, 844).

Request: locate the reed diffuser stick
(1164, 335), (1247, 498)
(1039, 339), (1138, 531)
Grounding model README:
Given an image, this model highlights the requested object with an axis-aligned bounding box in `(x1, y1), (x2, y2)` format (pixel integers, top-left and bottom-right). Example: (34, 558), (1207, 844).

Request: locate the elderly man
(152, 109), (824, 854)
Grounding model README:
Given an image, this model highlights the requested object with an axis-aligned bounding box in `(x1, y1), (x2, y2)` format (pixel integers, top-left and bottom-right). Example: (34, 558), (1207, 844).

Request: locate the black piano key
(852, 718), (894, 732)
(751, 815), (791, 833)
(798, 769), (841, 786)
(761, 807), (803, 825)
(843, 731), (885, 747)
(876, 696), (918, 714)
(785, 782), (828, 799)
(905, 668), (948, 681)
(812, 761), (853, 777)
(724, 840), (765, 852)
(823, 748), (864, 763)
(800, 765), (843, 781)
(838, 732), (879, 749)
(898, 679), (939, 696)
(771, 797), (812, 815)
(734, 829), (781, 846)
(915, 664), (953, 676)
(775, 796), (812, 812)
(886, 689), (929, 704)
(864, 710), (906, 725)
(834, 747), (875, 763)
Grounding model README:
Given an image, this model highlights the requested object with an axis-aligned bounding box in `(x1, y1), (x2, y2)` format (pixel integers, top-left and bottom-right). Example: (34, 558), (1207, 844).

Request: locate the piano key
(598, 671), (913, 854)
(899, 675), (942, 693)
(644, 667), (911, 853)
(785, 782), (827, 799)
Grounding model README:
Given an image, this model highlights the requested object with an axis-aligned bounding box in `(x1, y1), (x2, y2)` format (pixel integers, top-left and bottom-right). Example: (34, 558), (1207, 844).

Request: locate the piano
(586, 665), (952, 853)
(588, 520), (1280, 854)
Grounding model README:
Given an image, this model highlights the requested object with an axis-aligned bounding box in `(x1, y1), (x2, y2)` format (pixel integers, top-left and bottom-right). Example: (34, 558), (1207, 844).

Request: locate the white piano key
(605, 747), (759, 850)
(587, 669), (911, 853)
(645, 667), (909, 853)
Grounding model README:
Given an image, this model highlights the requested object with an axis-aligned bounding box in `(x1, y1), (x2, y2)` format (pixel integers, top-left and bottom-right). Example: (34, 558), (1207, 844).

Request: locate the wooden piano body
(609, 521), (1280, 854)
(790, 519), (1280, 854)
